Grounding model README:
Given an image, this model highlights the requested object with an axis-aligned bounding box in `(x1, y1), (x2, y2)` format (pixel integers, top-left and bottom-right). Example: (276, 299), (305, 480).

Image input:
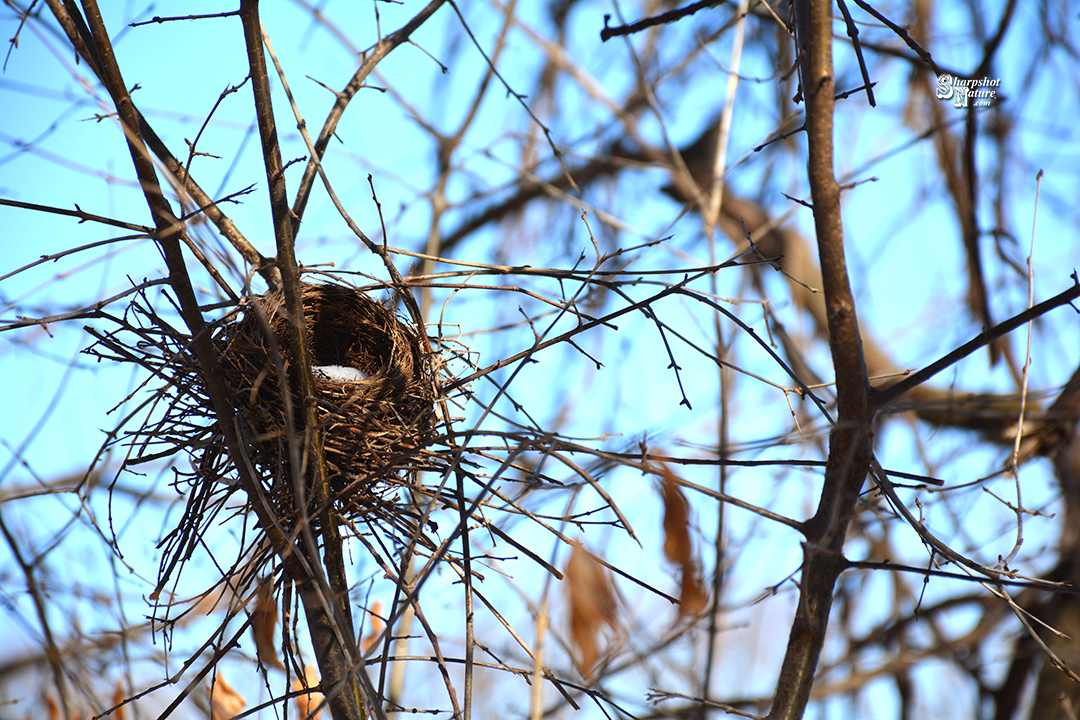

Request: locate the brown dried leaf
(190, 585), (230, 615)
(564, 541), (619, 680)
(658, 464), (709, 616)
(659, 464), (693, 567)
(208, 674), (245, 720)
(361, 601), (384, 652)
(44, 694), (59, 720)
(251, 576), (284, 670)
(112, 682), (126, 720)
(679, 566), (710, 616)
(293, 664), (324, 720)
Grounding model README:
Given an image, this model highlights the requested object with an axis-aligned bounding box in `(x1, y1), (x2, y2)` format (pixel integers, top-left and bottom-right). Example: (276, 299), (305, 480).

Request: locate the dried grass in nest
(206, 282), (439, 524)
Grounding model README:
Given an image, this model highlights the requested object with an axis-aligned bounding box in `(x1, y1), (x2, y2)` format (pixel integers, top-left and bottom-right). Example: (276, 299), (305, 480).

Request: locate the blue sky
(1, 1), (1079, 718)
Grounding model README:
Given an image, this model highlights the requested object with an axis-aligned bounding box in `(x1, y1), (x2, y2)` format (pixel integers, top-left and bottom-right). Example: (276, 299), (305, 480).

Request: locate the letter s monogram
(936, 74), (953, 100)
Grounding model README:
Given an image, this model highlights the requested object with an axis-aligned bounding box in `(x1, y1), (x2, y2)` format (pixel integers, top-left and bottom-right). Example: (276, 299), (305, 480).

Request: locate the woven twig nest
(207, 283), (438, 523)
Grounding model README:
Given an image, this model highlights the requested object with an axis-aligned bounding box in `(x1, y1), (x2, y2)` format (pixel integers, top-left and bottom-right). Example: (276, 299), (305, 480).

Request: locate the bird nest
(202, 282), (439, 524)
(84, 280), (452, 599)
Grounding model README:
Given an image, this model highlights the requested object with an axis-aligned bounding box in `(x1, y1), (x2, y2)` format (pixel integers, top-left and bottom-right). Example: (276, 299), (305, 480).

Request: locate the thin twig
(849, 0), (942, 75)
(600, 0), (728, 42)
(290, 0), (448, 231)
(835, 0), (876, 107)
(0, 197), (152, 233)
(873, 274), (1080, 407)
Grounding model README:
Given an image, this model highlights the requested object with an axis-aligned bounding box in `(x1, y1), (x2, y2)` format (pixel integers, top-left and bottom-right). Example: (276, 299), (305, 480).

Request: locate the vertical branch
(59, 27), (354, 720)
(768, 1), (872, 718)
(701, 2), (750, 712)
(70, 0), (322, 652)
(238, 0), (318, 534)
(455, 468), (475, 719)
(0, 513), (72, 720)
(237, 2), (362, 719)
(290, 0), (447, 236)
(63, 0), (300, 575)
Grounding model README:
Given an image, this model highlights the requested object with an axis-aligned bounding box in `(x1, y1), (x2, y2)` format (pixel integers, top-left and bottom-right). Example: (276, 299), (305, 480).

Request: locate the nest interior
(211, 283), (437, 521)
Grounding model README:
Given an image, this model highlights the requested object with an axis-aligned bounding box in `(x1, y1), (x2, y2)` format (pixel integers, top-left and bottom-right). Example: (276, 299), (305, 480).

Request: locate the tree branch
(45, 0), (280, 290)
(873, 274), (1080, 408)
(239, 2), (364, 719)
(290, 0), (447, 234)
(65, 0), (299, 569)
(600, 0), (728, 42)
(768, 1), (872, 717)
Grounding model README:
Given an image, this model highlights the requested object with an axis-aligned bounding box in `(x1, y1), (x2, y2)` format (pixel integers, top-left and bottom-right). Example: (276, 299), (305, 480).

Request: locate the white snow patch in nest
(313, 365), (370, 382)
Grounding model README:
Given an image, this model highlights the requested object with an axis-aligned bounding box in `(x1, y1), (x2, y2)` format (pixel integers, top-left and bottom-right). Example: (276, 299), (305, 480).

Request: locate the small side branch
(600, 0), (728, 42)
(291, 0), (447, 230)
(873, 273), (1080, 408)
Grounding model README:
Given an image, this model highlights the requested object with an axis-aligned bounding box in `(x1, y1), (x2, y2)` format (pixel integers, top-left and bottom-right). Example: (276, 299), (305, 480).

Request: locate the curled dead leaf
(112, 681), (126, 720)
(293, 664), (324, 720)
(659, 464), (693, 566)
(361, 601), (385, 652)
(44, 694), (59, 720)
(208, 673), (245, 720)
(251, 576), (284, 670)
(678, 565), (709, 616)
(564, 540), (620, 680)
(658, 463), (709, 616)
